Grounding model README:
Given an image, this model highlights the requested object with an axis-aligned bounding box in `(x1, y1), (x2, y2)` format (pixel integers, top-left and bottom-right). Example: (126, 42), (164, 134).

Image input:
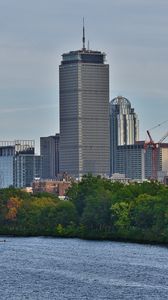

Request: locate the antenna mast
(82, 17), (86, 51)
(87, 40), (90, 51)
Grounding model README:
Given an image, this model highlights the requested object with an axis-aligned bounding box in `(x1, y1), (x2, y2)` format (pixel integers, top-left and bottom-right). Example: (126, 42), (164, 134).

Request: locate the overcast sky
(0, 0), (168, 153)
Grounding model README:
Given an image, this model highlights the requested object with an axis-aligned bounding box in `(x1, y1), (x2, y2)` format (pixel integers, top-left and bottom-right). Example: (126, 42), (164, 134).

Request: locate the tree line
(1, 175), (168, 244)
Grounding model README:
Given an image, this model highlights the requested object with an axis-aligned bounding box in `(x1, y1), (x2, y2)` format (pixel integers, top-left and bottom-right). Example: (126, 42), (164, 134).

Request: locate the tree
(111, 202), (131, 232)
(5, 197), (22, 221)
(130, 194), (160, 230)
(81, 187), (112, 231)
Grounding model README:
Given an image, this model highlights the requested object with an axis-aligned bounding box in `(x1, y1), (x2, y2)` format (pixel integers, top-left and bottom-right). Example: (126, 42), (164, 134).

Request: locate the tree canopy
(1, 176), (168, 244)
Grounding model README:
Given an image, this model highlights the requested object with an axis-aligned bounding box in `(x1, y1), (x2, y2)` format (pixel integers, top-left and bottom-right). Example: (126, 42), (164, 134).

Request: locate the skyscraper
(110, 96), (139, 174)
(0, 140), (42, 188)
(40, 134), (60, 179)
(59, 24), (110, 178)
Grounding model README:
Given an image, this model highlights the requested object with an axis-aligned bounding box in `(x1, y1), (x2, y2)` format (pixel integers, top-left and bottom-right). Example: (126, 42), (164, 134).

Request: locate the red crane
(144, 120), (168, 180)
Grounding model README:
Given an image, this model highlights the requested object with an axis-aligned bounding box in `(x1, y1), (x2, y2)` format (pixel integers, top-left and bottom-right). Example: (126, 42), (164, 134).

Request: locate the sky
(0, 0), (168, 153)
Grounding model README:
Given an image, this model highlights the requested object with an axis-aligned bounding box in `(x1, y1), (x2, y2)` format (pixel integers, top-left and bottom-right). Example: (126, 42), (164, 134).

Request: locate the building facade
(14, 154), (42, 188)
(32, 179), (71, 197)
(0, 140), (42, 188)
(113, 142), (168, 181)
(115, 143), (146, 181)
(59, 39), (110, 178)
(110, 96), (139, 175)
(40, 134), (59, 179)
(159, 144), (168, 172)
(0, 145), (14, 188)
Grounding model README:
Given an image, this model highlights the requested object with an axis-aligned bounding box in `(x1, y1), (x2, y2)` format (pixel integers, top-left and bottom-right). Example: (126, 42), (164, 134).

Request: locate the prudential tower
(59, 23), (110, 178)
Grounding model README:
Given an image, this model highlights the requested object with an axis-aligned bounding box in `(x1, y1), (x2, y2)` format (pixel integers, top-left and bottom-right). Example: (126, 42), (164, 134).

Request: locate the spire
(87, 40), (90, 51)
(82, 17), (86, 51)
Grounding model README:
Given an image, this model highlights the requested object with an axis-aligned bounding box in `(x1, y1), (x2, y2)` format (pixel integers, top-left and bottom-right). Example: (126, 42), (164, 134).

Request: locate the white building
(110, 96), (139, 175)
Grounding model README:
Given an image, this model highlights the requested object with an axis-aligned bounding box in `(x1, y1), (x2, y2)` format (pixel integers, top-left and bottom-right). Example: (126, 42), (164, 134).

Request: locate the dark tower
(59, 25), (110, 178)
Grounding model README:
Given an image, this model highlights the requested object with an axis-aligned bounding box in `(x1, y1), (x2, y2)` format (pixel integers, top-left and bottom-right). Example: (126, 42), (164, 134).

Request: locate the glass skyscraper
(59, 35), (110, 178)
(0, 140), (42, 188)
(110, 96), (139, 175)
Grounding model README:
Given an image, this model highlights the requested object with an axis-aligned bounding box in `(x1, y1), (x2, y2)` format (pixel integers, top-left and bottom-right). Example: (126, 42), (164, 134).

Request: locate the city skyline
(0, 0), (168, 153)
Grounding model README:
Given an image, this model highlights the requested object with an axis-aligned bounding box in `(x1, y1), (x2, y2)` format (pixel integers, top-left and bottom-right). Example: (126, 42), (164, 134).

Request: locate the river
(0, 237), (168, 299)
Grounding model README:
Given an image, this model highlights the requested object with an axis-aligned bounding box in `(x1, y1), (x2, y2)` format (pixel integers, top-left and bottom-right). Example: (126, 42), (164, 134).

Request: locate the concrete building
(40, 134), (59, 179)
(59, 26), (110, 178)
(115, 142), (146, 181)
(159, 144), (168, 172)
(154, 143), (168, 182)
(110, 96), (139, 175)
(0, 140), (42, 188)
(110, 173), (131, 184)
(114, 142), (168, 181)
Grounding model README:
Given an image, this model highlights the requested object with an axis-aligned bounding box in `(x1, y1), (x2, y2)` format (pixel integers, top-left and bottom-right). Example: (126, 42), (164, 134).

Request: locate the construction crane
(144, 120), (168, 179)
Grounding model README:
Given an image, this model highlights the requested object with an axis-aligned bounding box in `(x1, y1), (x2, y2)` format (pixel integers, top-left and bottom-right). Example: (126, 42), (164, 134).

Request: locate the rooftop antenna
(87, 40), (90, 51)
(82, 17), (86, 51)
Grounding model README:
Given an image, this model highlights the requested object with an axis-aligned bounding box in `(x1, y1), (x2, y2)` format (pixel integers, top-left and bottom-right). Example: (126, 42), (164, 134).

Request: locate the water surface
(0, 237), (168, 299)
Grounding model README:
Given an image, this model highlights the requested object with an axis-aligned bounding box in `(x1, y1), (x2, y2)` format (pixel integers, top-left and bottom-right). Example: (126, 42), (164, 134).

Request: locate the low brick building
(32, 179), (71, 198)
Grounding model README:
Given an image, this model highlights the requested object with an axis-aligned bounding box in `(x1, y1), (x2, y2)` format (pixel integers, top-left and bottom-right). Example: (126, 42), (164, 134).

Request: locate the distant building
(115, 142), (146, 181)
(32, 179), (71, 197)
(110, 96), (139, 175)
(114, 142), (168, 181)
(40, 134), (59, 179)
(14, 154), (42, 188)
(59, 25), (110, 178)
(159, 144), (168, 172)
(0, 145), (14, 188)
(110, 173), (131, 184)
(0, 140), (42, 188)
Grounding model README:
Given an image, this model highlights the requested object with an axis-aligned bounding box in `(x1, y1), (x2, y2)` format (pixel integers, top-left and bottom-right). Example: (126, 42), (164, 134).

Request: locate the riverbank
(1, 175), (168, 245)
(0, 228), (168, 246)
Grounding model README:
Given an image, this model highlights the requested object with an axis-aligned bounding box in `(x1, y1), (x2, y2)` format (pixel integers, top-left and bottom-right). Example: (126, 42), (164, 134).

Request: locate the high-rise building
(114, 142), (168, 181)
(0, 140), (42, 188)
(115, 142), (146, 181)
(0, 144), (14, 188)
(14, 154), (42, 188)
(40, 134), (60, 179)
(59, 25), (110, 178)
(110, 96), (139, 175)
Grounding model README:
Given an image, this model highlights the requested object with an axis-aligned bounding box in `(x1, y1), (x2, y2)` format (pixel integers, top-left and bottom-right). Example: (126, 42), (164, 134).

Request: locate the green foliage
(81, 187), (112, 230)
(32, 192), (59, 200)
(0, 187), (30, 201)
(55, 224), (65, 235)
(68, 174), (118, 216)
(1, 177), (168, 244)
(111, 202), (131, 230)
(67, 174), (103, 215)
(130, 194), (159, 229)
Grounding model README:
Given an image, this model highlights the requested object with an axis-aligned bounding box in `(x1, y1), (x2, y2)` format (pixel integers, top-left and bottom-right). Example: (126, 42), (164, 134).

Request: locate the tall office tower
(14, 154), (42, 188)
(110, 96), (139, 175)
(40, 134), (60, 179)
(59, 25), (110, 178)
(0, 140), (42, 188)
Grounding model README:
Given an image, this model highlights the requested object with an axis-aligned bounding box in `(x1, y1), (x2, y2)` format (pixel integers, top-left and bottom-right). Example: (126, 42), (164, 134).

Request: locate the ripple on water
(0, 237), (168, 300)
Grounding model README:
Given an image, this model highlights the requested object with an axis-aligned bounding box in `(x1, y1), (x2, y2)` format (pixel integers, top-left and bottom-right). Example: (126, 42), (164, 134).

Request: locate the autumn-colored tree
(5, 197), (22, 221)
